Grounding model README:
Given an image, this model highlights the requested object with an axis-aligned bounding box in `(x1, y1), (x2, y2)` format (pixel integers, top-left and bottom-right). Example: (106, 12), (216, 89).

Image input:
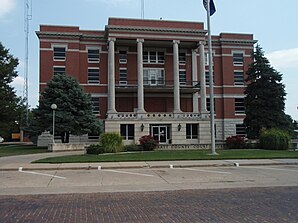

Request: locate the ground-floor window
(186, 124), (198, 139)
(120, 124), (134, 140)
(236, 124), (246, 137)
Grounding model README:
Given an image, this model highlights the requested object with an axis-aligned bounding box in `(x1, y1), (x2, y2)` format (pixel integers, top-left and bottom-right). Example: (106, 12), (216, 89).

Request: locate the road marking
(179, 168), (232, 175)
(18, 168), (66, 179)
(242, 166), (298, 173)
(102, 170), (155, 177)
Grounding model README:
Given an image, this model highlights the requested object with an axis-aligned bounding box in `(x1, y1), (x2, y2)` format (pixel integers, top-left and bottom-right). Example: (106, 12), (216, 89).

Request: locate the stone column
(199, 41), (207, 114)
(108, 38), (116, 113)
(137, 38), (146, 113)
(192, 49), (199, 113)
(173, 40), (181, 113)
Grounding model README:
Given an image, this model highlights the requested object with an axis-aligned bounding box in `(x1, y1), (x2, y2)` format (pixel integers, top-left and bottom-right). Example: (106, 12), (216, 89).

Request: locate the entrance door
(152, 126), (167, 144)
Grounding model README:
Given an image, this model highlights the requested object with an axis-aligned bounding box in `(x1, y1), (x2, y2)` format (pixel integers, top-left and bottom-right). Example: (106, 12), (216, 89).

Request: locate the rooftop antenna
(24, 0), (32, 127)
(141, 0), (144, 19)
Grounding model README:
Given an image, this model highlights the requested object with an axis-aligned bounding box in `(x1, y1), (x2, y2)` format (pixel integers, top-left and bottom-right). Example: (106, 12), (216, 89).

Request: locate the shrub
(139, 135), (158, 151)
(259, 128), (290, 150)
(86, 144), (105, 154)
(124, 144), (142, 152)
(225, 135), (246, 149)
(100, 132), (124, 153)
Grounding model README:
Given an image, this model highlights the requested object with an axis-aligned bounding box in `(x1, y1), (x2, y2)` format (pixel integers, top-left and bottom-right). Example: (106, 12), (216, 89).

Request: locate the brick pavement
(0, 187), (297, 223)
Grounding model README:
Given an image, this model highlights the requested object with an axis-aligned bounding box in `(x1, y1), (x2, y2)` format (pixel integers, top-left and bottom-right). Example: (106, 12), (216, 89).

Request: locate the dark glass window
(120, 124), (134, 140)
(233, 53), (244, 65)
(119, 51), (127, 63)
(235, 98), (245, 114)
(234, 71), (244, 85)
(88, 49), (100, 62)
(53, 47), (66, 60)
(53, 67), (65, 75)
(186, 124), (198, 139)
(119, 69), (127, 85)
(88, 68), (100, 84)
(91, 97), (100, 114)
(179, 52), (186, 64)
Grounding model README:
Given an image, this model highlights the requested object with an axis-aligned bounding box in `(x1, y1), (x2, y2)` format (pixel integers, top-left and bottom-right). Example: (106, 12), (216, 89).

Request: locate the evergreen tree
(244, 45), (293, 139)
(0, 42), (24, 140)
(30, 73), (101, 143)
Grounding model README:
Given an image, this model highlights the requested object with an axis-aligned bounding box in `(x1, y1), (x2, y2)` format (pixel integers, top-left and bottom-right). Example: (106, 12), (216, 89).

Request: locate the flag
(203, 0), (216, 16)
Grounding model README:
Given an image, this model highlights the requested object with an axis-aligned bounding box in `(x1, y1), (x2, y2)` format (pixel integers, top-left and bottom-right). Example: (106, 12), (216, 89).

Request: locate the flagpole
(206, 0), (217, 155)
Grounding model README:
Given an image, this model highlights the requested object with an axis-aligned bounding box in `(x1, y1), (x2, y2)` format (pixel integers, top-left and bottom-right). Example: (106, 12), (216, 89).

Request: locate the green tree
(244, 45), (293, 139)
(0, 42), (24, 140)
(29, 73), (101, 143)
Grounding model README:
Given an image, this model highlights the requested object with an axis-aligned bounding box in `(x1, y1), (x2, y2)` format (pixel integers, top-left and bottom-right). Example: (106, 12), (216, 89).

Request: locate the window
(143, 51), (164, 64)
(206, 98), (216, 113)
(205, 71), (214, 85)
(88, 68), (100, 84)
(234, 71), (244, 85)
(119, 68), (127, 85)
(179, 52), (186, 64)
(179, 69), (186, 85)
(91, 97), (100, 114)
(204, 52), (209, 65)
(53, 47), (66, 60)
(120, 124), (134, 140)
(119, 51), (127, 63)
(233, 52), (244, 66)
(144, 69), (165, 86)
(53, 67), (65, 75)
(88, 49), (100, 63)
(236, 124), (246, 137)
(235, 98), (245, 114)
(186, 124), (198, 139)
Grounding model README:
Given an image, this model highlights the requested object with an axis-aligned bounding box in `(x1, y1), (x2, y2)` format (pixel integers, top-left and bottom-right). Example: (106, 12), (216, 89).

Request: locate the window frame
(143, 51), (165, 64)
(119, 68), (127, 85)
(234, 70), (244, 86)
(53, 66), (65, 76)
(233, 51), (244, 66)
(53, 46), (66, 61)
(179, 69), (186, 85)
(87, 48), (100, 63)
(88, 68), (100, 84)
(186, 124), (198, 139)
(235, 98), (245, 115)
(120, 124), (135, 140)
(236, 124), (246, 137)
(143, 68), (165, 86)
(119, 50), (127, 64)
(90, 96), (100, 115)
(179, 52), (186, 64)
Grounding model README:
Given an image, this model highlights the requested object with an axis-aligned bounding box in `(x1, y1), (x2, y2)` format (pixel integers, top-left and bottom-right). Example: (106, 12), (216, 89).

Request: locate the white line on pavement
(180, 168), (232, 175)
(242, 166), (298, 173)
(102, 170), (155, 177)
(18, 169), (66, 179)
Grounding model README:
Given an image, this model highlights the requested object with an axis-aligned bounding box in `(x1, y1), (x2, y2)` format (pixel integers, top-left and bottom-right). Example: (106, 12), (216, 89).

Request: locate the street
(0, 187), (297, 222)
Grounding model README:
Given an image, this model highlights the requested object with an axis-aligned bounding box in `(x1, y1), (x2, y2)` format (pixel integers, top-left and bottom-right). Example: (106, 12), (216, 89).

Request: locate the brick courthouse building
(36, 17), (256, 147)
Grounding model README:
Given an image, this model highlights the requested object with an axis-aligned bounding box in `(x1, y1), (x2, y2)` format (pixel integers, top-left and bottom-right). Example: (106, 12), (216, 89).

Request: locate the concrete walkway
(1, 151), (298, 171)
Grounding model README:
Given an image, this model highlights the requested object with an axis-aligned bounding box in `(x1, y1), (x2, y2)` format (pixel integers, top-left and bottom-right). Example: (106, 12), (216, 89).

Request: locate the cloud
(0, 0), (16, 18)
(266, 48), (298, 70)
(11, 76), (25, 87)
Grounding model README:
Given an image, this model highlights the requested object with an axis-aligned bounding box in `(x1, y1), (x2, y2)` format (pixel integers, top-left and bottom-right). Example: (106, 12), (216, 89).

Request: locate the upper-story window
(143, 51), (164, 64)
(206, 98), (216, 113)
(91, 96), (100, 115)
(234, 71), (244, 85)
(88, 49), (100, 63)
(143, 68), (164, 86)
(53, 47), (66, 61)
(53, 66), (65, 75)
(205, 71), (214, 86)
(233, 52), (244, 66)
(119, 68), (127, 85)
(235, 98), (245, 114)
(179, 69), (186, 85)
(88, 68), (100, 84)
(119, 51), (127, 64)
(179, 52), (186, 64)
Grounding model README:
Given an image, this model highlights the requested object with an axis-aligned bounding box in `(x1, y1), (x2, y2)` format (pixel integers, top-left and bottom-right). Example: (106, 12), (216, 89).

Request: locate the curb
(1, 162), (298, 172)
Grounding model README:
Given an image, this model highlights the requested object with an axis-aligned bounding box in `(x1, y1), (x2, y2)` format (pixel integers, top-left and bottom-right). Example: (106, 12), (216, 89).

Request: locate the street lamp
(51, 104), (57, 143)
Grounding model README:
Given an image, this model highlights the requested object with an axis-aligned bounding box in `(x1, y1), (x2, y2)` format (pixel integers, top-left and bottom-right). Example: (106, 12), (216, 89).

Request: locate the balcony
(107, 112), (203, 120)
(115, 80), (200, 93)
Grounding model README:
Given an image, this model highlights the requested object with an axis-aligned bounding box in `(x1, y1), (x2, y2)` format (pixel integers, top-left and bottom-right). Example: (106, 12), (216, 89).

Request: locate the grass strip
(33, 149), (298, 163)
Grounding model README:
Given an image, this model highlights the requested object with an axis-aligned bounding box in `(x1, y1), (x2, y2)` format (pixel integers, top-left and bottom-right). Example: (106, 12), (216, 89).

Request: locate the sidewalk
(1, 151), (298, 171)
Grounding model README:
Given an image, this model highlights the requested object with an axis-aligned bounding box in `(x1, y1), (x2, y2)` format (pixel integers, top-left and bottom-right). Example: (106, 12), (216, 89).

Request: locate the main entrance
(151, 125), (169, 144)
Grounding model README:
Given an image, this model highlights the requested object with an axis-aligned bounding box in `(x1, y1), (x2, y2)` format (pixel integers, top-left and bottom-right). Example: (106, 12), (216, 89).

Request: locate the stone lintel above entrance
(106, 112), (204, 120)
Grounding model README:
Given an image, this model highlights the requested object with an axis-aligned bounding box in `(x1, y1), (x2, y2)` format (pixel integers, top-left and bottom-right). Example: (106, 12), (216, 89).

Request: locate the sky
(0, 0), (297, 120)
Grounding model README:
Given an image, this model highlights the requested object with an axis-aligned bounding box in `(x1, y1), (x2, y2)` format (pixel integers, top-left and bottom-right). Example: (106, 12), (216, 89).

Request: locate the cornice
(36, 31), (105, 40)
(106, 25), (207, 35)
(219, 38), (258, 45)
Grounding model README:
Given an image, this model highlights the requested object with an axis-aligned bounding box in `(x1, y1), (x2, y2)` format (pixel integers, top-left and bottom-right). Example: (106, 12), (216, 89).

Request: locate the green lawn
(0, 144), (48, 157)
(33, 149), (298, 163)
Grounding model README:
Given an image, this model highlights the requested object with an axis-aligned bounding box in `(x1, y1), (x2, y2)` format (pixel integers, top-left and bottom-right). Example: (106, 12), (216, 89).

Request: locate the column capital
(173, 40), (180, 45)
(137, 38), (144, 43)
(192, 48), (199, 53)
(108, 37), (116, 43)
(198, 41), (206, 46)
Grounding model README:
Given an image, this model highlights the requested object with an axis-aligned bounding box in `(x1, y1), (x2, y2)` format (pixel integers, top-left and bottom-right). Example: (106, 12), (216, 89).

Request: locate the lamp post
(51, 104), (57, 143)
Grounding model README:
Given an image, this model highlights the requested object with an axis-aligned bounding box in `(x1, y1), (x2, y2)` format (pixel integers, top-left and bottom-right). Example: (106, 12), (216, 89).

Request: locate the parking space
(1, 165), (298, 195)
